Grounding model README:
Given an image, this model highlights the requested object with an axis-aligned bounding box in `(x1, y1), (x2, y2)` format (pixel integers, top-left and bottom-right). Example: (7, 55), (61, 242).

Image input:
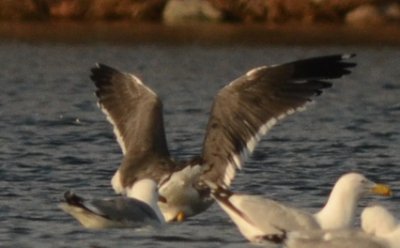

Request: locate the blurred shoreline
(1, 0), (400, 46)
(1, 21), (400, 46)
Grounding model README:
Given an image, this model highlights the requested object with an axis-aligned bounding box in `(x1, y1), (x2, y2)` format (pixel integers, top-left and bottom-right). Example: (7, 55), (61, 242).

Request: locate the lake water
(1, 42), (399, 247)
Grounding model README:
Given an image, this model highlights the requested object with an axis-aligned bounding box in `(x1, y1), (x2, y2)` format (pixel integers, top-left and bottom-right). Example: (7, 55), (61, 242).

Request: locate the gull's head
(315, 173), (392, 230)
(362, 205), (398, 236)
(335, 173), (392, 198)
(127, 178), (159, 201)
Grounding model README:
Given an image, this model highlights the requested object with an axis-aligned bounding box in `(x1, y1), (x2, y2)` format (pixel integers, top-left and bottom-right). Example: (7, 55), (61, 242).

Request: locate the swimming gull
(211, 173), (391, 243)
(362, 205), (400, 248)
(59, 179), (164, 228)
(89, 54), (356, 222)
(261, 205), (398, 247)
(263, 227), (387, 248)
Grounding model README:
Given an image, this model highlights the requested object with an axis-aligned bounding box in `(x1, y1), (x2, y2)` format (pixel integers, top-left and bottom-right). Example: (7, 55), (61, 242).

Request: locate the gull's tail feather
(259, 232), (287, 244)
(63, 191), (84, 207)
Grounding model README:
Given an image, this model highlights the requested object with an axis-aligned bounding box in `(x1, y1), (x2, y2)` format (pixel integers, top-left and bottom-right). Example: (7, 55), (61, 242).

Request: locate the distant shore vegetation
(0, 0), (399, 27)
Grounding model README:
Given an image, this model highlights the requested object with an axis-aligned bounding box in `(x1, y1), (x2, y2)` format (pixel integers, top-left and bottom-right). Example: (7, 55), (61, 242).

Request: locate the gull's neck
(127, 179), (165, 223)
(314, 184), (359, 230)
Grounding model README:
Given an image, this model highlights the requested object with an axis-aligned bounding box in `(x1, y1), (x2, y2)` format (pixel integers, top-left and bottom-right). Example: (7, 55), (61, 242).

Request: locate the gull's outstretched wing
(200, 54), (356, 187)
(90, 65), (175, 187)
(90, 64), (169, 156)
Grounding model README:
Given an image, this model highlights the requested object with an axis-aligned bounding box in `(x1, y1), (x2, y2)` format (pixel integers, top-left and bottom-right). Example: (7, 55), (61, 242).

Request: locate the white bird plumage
(362, 205), (400, 248)
(261, 205), (399, 248)
(211, 173), (392, 243)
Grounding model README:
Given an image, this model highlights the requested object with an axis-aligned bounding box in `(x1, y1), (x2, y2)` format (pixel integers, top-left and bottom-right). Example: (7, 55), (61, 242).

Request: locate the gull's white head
(126, 178), (165, 223)
(127, 178), (159, 203)
(315, 172), (391, 230)
(362, 205), (398, 236)
(334, 173), (392, 199)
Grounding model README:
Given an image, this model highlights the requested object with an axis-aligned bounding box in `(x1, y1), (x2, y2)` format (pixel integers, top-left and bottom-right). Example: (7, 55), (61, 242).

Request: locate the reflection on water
(0, 42), (399, 247)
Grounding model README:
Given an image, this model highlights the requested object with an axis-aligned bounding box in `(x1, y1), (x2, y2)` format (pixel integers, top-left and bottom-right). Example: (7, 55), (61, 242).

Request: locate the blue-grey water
(1, 42), (399, 247)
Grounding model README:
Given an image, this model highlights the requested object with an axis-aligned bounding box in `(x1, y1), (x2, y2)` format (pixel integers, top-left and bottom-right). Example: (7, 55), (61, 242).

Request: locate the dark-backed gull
(89, 54), (356, 222)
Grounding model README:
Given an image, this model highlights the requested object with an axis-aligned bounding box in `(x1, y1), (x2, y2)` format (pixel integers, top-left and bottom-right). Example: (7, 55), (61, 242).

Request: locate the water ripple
(1, 44), (399, 247)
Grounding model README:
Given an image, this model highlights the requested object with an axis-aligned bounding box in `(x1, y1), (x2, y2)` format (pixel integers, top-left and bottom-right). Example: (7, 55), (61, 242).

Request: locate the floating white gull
(261, 205), (399, 247)
(60, 179), (164, 229)
(263, 227), (387, 248)
(211, 173), (391, 243)
(89, 54), (356, 222)
(362, 205), (400, 248)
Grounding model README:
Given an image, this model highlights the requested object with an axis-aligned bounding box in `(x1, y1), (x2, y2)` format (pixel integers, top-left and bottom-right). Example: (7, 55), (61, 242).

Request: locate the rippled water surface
(1, 42), (399, 247)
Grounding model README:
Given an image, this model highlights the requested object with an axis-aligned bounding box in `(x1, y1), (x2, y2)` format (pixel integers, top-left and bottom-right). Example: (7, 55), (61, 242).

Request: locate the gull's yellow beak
(371, 184), (392, 196)
(175, 211), (185, 222)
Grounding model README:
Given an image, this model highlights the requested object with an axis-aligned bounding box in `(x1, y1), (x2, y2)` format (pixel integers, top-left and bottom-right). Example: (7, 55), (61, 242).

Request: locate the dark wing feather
(90, 64), (169, 156)
(90, 64), (175, 185)
(64, 191), (160, 223)
(90, 197), (160, 223)
(200, 54), (356, 187)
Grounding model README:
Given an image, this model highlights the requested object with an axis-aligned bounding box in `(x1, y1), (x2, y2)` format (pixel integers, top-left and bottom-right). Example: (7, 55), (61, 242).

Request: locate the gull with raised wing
(89, 54), (356, 222)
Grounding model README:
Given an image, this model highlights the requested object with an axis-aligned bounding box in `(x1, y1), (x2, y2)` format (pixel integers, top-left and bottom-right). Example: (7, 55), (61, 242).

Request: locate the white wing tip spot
(341, 54), (354, 59)
(246, 66), (268, 77)
(129, 74), (158, 97)
(130, 74), (144, 85)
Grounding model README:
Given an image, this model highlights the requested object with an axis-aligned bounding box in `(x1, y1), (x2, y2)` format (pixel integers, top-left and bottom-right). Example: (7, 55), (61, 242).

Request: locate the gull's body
(60, 179), (164, 228)
(89, 54), (356, 222)
(211, 173), (391, 243)
(265, 228), (387, 248)
(262, 205), (399, 248)
(362, 205), (400, 248)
